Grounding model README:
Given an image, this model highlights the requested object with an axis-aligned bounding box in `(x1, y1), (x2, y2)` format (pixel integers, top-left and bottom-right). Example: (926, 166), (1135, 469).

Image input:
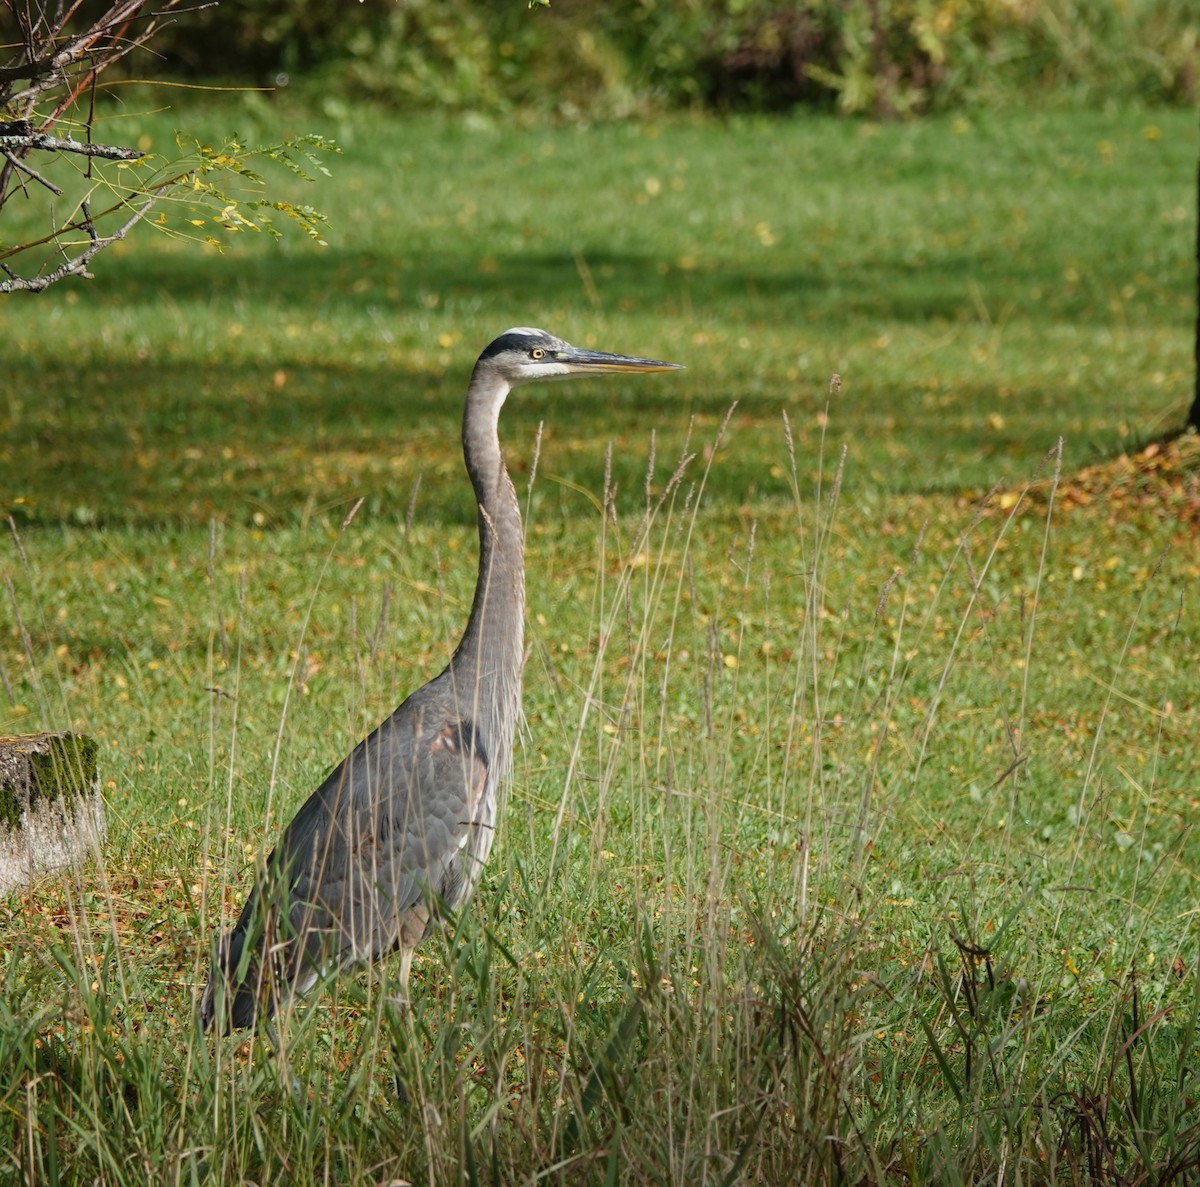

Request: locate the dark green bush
(155, 0), (1198, 114)
(596, 0), (1197, 113)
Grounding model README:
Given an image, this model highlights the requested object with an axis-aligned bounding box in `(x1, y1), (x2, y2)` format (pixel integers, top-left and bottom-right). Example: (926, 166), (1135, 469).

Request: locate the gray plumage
(199, 328), (681, 1031)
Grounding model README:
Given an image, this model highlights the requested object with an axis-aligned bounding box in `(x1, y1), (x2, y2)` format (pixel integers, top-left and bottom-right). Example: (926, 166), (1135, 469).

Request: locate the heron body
(199, 328), (681, 1032)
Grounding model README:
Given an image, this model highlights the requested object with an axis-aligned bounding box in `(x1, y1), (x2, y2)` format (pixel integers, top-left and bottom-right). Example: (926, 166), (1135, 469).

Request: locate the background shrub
(153, 0), (1196, 115)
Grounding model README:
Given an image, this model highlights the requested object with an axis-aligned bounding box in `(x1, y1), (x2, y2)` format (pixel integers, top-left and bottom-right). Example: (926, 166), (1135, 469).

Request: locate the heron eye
(530, 348), (545, 360)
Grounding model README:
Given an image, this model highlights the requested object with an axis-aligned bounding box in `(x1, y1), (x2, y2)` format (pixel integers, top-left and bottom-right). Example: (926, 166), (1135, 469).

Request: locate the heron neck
(449, 372), (526, 773)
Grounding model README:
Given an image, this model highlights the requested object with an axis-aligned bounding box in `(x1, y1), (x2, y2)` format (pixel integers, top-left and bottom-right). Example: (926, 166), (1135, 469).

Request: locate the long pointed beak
(559, 347), (684, 375)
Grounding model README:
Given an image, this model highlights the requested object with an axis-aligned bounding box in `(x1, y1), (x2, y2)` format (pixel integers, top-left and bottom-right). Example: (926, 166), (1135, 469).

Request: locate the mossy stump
(0, 732), (105, 894)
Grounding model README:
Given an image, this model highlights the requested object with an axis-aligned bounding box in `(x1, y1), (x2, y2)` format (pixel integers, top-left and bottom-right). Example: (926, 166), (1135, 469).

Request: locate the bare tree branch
(2, 0), (192, 125)
(0, 181), (173, 293)
(0, 1), (186, 85)
(2, 148), (65, 194)
(0, 132), (145, 159)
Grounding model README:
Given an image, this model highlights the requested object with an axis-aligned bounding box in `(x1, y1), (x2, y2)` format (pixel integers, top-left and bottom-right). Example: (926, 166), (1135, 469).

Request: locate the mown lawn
(0, 102), (1197, 1184)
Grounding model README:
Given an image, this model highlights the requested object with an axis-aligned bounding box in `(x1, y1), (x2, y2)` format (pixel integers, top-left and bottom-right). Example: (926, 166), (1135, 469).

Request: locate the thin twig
(1, 148), (64, 194)
(0, 169), (190, 262)
(0, 181), (173, 292)
(80, 198), (97, 244)
(0, 0), (192, 85)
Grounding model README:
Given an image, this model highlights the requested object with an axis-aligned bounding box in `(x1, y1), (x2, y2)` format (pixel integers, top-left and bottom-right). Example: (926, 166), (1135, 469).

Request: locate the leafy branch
(1, 0), (334, 293)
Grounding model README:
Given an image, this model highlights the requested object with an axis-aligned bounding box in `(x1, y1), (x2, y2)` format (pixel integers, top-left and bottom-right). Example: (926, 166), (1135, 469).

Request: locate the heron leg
(388, 946), (414, 1014)
(394, 1071), (410, 1109)
(387, 946), (416, 1107)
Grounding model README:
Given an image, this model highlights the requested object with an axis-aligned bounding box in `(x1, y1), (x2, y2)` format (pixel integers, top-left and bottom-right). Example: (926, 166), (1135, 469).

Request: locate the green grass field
(1, 102), (1198, 1184)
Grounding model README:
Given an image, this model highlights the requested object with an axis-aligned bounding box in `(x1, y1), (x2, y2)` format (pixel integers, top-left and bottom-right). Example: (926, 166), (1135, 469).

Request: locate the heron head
(476, 327), (683, 387)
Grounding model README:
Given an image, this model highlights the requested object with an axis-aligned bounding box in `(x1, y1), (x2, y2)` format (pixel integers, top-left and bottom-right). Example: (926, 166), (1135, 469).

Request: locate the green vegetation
(0, 105), (1197, 1183)
(154, 0), (1197, 115)
(3, 106), (1193, 523)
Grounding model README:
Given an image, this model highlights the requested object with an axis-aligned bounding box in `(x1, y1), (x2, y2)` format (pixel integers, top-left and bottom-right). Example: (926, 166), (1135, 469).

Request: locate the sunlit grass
(0, 101), (1198, 1183)
(2, 105), (1194, 525)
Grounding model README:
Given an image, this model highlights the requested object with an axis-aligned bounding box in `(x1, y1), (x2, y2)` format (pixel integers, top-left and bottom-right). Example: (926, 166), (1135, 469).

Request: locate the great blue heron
(199, 327), (682, 1032)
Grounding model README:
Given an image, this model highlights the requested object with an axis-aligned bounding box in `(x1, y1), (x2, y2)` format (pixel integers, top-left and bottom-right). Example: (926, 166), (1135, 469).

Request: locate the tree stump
(0, 732), (105, 894)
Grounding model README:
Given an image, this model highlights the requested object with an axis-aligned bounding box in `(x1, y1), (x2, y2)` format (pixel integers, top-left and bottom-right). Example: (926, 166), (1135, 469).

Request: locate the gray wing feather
(253, 694), (489, 995)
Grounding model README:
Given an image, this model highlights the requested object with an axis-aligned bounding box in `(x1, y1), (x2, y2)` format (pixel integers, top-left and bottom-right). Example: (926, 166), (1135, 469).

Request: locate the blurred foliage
(151, 0), (1197, 116)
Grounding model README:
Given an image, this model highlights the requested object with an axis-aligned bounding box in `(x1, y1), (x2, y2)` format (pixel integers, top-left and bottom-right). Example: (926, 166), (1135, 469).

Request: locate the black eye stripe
(478, 331), (551, 362)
